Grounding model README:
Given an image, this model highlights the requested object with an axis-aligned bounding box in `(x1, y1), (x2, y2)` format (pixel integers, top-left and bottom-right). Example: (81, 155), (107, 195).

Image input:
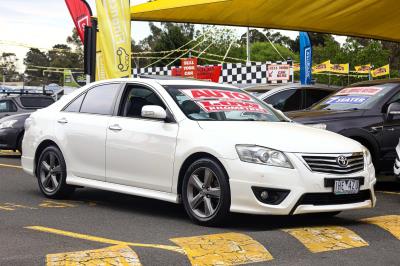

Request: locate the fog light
(252, 187), (290, 205)
(260, 191), (269, 200)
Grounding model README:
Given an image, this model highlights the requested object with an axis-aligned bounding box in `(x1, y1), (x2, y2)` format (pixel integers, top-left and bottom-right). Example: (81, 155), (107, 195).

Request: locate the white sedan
(21, 78), (376, 225)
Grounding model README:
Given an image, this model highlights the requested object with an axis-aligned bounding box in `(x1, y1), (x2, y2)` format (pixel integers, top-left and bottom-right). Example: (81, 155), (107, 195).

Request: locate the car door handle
(57, 118), (68, 124)
(109, 124), (122, 131)
(387, 128), (395, 131)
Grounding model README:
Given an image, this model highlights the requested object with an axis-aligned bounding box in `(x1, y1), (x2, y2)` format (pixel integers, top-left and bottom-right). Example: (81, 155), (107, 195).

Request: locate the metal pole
(246, 27), (250, 64)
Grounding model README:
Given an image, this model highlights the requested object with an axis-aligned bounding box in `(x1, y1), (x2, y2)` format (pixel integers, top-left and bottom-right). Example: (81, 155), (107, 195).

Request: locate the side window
(264, 89), (301, 111)
(0, 100), (17, 113)
(120, 85), (166, 118)
(304, 89), (332, 108)
(64, 93), (86, 113)
(80, 83), (120, 115)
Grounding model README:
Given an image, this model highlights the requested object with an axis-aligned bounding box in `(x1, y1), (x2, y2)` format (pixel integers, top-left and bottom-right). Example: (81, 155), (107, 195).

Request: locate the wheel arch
(177, 152), (229, 196)
(34, 139), (62, 177)
(340, 128), (380, 161)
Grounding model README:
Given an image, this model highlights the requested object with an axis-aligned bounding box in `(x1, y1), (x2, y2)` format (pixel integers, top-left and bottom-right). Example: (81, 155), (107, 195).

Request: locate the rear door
(55, 83), (122, 181)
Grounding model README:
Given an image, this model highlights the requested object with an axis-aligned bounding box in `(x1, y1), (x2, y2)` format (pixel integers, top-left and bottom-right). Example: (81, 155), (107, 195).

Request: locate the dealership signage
(267, 64), (290, 81)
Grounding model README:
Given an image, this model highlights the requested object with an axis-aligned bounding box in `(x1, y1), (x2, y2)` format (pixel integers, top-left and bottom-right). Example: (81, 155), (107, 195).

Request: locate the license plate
(334, 179), (360, 195)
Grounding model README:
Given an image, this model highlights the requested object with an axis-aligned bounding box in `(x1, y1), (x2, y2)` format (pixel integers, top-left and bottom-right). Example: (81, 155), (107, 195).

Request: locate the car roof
(244, 83), (340, 93)
(351, 78), (400, 86)
(89, 77), (238, 89)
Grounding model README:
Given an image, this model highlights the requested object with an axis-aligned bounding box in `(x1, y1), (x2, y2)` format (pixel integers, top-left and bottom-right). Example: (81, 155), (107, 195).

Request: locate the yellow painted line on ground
(283, 226), (368, 253)
(362, 215), (400, 240)
(46, 245), (141, 266)
(39, 200), (76, 208)
(377, 191), (400, 196)
(26, 226), (185, 254)
(170, 232), (274, 265)
(0, 163), (22, 169)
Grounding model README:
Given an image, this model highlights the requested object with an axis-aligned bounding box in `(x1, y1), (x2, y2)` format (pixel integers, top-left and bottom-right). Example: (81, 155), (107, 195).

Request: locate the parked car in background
(0, 113), (30, 152)
(394, 139), (400, 180)
(22, 78), (376, 226)
(245, 84), (339, 112)
(287, 79), (400, 175)
(0, 93), (55, 119)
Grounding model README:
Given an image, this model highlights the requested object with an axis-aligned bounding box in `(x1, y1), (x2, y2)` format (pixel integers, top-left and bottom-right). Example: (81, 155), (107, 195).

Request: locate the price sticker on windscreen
(325, 96), (370, 105)
(181, 89), (254, 101)
(197, 100), (269, 113)
(336, 87), (383, 96)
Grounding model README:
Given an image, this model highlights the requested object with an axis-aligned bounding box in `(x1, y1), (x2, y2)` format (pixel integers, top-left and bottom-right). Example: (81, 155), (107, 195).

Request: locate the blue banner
(300, 32), (312, 85)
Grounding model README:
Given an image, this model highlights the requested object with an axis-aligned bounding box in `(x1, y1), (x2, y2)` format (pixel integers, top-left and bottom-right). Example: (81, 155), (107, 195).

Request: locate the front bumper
(221, 153), (376, 215)
(0, 128), (19, 150)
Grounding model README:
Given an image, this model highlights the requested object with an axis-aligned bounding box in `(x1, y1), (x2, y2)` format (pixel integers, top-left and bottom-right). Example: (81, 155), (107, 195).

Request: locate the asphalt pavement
(1, 152), (400, 266)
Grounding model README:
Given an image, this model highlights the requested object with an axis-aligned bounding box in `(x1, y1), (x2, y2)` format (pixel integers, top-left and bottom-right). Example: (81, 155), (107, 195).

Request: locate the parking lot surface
(1, 152), (400, 266)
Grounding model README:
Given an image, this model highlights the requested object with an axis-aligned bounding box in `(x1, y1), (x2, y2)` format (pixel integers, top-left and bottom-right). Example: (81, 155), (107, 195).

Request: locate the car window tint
(20, 97), (54, 108)
(0, 100), (16, 112)
(64, 93), (85, 113)
(120, 86), (166, 118)
(80, 84), (120, 115)
(264, 89), (301, 111)
(304, 89), (332, 108)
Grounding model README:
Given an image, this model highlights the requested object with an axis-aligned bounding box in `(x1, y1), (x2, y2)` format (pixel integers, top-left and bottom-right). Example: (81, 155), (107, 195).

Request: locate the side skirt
(67, 176), (180, 204)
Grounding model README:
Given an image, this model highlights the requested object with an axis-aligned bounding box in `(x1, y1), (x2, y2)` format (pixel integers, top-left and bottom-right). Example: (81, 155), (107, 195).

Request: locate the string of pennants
(293, 60), (390, 78)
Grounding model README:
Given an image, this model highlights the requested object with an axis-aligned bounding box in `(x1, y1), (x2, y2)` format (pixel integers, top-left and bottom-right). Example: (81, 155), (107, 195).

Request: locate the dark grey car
(0, 94), (54, 119)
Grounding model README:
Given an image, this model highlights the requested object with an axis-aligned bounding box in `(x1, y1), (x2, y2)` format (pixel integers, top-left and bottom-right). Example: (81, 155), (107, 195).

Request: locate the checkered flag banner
(133, 61), (293, 85)
(133, 66), (172, 77)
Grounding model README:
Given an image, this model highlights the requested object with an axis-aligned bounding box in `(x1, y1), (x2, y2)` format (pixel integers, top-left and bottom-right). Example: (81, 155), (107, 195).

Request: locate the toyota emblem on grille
(337, 156), (349, 167)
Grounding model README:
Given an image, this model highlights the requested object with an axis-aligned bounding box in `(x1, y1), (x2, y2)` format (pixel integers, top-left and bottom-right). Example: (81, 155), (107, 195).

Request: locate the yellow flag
(372, 64), (390, 78)
(312, 60), (331, 73)
(293, 63), (300, 72)
(354, 64), (371, 74)
(330, 63), (349, 74)
(96, 0), (131, 81)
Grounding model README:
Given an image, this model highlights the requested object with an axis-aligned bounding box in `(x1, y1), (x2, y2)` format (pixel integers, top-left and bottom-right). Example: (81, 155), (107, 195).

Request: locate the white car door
(106, 84), (178, 192)
(55, 83), (121, 181)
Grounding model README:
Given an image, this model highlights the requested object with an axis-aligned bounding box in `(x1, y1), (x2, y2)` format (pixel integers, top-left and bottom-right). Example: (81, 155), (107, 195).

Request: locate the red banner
(181, 58), (198, 78)
(172, 64), (222, 83)
(65, 0), (93, 43)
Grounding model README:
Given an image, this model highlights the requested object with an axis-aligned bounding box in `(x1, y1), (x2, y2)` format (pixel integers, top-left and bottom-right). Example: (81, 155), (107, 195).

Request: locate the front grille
(302, 153), (364, 175)
(297, 190), (371, 206)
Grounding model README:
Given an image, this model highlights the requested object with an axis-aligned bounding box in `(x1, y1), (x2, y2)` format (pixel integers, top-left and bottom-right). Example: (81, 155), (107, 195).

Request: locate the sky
(0, 0), (343, 72)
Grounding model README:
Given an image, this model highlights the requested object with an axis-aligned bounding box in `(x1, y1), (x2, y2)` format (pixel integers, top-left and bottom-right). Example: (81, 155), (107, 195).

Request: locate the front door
(106, 84), (178, 192)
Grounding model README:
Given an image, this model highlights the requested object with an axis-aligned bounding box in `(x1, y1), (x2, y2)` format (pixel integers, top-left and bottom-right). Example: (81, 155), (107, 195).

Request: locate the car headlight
(236, 145), (294, 168)
(0, 120), (18, 129)
(306, 123), (327, 130)
(364, 148), (372, 166)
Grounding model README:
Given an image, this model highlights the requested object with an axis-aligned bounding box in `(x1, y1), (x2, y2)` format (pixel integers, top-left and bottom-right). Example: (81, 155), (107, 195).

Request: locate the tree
(23, 48), (49, 86)
(0, 52), (19, 83)
(140, 22), (195, 67)
(47, 44), (82, 84)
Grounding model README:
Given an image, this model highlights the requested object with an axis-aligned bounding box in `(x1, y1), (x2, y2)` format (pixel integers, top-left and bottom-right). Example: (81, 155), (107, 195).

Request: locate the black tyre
(17, 135), (23, 154)
(182, 158), (231, 226)
(36, 146), (74, 199)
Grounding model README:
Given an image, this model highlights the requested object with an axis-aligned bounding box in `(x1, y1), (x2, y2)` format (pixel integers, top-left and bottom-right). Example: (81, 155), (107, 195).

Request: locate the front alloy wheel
(37, 146), (74, 198)
(182, 158), (230, 226)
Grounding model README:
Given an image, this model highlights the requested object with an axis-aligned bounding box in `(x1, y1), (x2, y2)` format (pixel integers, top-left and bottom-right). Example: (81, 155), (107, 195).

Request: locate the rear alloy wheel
(182, 158), (230, 226)
(37, 146), (74, 198)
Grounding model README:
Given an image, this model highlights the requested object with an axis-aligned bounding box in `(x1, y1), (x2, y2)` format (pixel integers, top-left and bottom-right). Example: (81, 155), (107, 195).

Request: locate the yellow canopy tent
(131, 0), (400, 42)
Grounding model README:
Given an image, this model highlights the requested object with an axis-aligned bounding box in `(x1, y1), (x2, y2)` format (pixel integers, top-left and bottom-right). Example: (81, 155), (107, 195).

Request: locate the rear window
(20, 97), (54, 108)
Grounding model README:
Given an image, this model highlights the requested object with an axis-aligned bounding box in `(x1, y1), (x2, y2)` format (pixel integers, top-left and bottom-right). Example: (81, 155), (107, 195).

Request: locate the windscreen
(165, 85), (286, 122)
(311, 83), (397, 111)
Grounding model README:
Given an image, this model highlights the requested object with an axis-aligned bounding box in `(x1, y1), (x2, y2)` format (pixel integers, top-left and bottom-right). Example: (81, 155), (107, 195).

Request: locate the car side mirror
(141, 105), (167, 120)
(387, 102), (400, 120)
